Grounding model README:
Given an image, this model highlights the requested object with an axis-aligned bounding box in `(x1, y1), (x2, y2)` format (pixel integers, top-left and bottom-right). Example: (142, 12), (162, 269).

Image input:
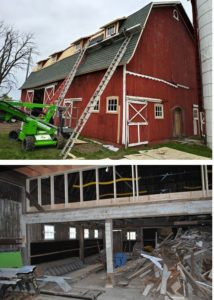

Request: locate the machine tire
(56, 135), (66, 149)
(9, 130), (20, 140)
(22, 136), (35, 151)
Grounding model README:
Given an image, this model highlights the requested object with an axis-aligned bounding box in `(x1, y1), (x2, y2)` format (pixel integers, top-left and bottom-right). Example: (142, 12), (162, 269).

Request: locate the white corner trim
(127, 3), (153, 64)
(126, 71), (190, 90)
(122, 65), (127, 145)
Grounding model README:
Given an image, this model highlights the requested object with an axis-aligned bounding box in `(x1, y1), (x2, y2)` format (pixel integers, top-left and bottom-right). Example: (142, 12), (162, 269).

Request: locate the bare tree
(0, 21), (37, 96)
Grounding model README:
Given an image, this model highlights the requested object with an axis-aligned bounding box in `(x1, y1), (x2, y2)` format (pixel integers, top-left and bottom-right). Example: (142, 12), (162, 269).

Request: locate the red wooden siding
(126, 7), (199, 143)
(64, 67), (124, 144)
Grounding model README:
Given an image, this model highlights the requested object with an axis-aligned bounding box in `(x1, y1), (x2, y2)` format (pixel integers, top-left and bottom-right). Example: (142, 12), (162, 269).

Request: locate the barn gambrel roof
(21, 2), (188, 90)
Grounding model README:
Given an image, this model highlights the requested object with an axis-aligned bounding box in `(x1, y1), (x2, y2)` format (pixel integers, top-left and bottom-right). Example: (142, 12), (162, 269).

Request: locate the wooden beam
(23, 199), (212, 224)
(25, 191), (44, 211)
(79, 226), (84, 262)
(0, 238), (22, 245)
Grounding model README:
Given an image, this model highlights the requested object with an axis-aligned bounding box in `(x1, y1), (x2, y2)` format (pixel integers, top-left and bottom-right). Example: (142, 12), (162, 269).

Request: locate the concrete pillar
(78, 226), (84, 262)
(105, 219), (114, 287)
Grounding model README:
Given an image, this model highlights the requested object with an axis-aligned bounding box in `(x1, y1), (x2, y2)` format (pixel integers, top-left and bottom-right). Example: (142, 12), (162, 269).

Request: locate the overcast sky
(0, 0), (192, 99)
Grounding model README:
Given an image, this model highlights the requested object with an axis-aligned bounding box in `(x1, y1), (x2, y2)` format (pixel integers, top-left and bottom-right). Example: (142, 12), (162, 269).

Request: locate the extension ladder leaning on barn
(42, 26), (135, 159)
(60, 34), (133, 159)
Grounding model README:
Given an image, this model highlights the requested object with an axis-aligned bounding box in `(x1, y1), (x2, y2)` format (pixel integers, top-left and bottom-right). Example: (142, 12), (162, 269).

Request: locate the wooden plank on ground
(127, 262), (152, 280)
(160, 264), (171, 295)
(142, 283), (154, 296)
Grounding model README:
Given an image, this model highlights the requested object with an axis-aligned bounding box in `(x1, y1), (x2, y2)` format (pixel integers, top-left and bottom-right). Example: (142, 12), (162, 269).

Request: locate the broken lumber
(177, 263), (211, 300)
(160, 264), (171, 295)
(127, 262), (152, 280)
(142, 283), (154, 296)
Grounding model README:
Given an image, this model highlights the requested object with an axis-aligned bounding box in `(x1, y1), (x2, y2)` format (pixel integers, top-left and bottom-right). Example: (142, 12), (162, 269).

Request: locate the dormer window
(75, 42), (81, 51)
(37, 59), (48, 69)
(101, 18), (125, 39)
(51, 55), (57, 63)
(106, 25), (116, 38)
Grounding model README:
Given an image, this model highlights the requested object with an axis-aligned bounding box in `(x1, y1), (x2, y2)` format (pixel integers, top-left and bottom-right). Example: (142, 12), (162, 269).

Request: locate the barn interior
(0, 165), (212, 300)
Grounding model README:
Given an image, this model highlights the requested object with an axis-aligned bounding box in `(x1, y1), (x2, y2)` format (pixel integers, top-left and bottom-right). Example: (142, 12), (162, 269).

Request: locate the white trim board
(126, 95), (162, 103)
(122, 65), (127, 145)
(127, 4), (153, 64)
(126, 71), (190, 89)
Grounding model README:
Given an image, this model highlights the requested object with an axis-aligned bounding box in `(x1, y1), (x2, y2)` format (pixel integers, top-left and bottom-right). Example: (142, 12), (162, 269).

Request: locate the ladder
(47, 41), (89, 107)
(61, 35), (132, 159)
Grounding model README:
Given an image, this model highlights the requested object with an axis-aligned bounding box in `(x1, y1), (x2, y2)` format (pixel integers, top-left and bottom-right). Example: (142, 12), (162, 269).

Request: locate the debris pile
(115, 228), (212, 299)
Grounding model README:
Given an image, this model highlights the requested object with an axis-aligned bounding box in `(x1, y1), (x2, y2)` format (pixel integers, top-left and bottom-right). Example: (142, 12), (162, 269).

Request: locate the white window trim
(154, 104), (164, 119)
(69, 227), (77, 239)
(105, 22), (120, 39)
(44, 225), (55, 240)
(106, 96), (119, 114)
(106, 25), (116, 38)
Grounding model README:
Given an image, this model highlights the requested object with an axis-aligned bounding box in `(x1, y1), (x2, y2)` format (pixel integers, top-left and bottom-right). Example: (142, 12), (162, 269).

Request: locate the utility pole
(25, 48), (32, 80)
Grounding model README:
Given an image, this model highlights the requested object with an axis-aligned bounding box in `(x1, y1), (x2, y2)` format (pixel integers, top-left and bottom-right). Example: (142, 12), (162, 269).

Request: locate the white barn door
(126, 99), (148, 147)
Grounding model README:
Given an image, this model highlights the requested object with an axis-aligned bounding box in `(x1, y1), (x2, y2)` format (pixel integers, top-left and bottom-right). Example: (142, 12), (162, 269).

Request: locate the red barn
(21, 1), (201, 147)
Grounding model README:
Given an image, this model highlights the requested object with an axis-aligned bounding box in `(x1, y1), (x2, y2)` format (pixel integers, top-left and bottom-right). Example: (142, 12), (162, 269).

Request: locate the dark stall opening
(30, 239), (103, 264)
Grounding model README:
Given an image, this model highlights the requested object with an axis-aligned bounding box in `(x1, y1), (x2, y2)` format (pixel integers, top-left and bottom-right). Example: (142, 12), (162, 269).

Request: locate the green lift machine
(0, 100), (66, 151)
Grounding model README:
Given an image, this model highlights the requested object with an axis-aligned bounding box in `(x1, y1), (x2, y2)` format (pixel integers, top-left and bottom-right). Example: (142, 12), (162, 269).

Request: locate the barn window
(107, 97), (118, 113)
(44, 225), (55, 240)
(106, 25), (116, 37)
(127, 231), (136, 240)
(84, 228), (89, 239)
(154, 104), (164, 119)
(75, 42), (81, 51)
(173, 9), (179, 21)
(51, 55), (57, 63)
(69, 227), (76, 239)
(94, 229), (99, 239)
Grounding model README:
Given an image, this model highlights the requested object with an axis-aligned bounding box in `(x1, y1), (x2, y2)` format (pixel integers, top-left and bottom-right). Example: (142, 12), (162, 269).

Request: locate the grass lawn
(0, 134), (61, 160)
(0, 133), (212, 160)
